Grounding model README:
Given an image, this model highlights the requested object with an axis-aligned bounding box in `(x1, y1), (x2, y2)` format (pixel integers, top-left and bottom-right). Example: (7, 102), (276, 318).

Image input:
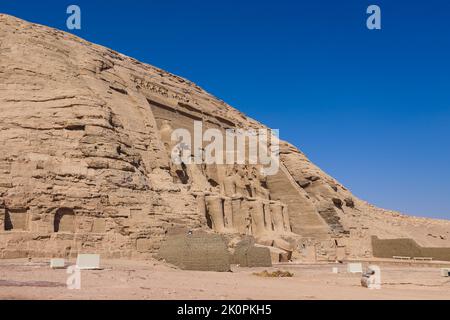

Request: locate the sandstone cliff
(0, 14), (449, 260)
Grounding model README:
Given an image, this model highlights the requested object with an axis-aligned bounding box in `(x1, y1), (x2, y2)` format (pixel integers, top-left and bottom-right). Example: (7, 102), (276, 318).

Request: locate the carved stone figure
(205, 195), (225, 232)
(159, 120), (173, 149)
(187, 161), (210, 192)
(247, 199), (266, 237)
(231, 198), (245, 234)
(270, 201), (285, 233)
(236, 169), (250, 198)
(223, 198), (233, 229)
(282, 204), (291, 232)
(223, 171), (238, 198)
(250, 178), (270, 200)
(263, 201), (273, 232)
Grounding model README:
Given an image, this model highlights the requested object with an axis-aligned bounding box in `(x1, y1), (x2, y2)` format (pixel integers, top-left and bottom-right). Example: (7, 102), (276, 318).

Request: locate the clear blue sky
(1, 0), (449, 219)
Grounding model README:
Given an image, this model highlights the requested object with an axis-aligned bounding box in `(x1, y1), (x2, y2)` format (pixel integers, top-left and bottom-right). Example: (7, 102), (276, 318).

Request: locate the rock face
(157, 232), (231, 271)
(0, 14), (449, 261)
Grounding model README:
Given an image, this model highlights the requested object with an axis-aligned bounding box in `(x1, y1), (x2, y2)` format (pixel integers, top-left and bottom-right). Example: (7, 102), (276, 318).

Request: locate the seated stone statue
(187, 156), (210, 192)
(159, 120), (173, 149)
(223, 165), (249, 198)
(249, 178), (270, 200)
(205, 195), (226, 233)
(223, 167), (237, 197)
(235, 166), (251, 198)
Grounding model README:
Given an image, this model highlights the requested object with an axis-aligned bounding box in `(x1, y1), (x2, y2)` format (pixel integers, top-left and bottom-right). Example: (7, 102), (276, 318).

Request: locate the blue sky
(1, 0), (449, 219)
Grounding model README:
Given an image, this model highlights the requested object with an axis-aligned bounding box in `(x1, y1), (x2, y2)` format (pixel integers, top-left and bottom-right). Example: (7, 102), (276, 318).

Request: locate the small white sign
(76, 254), (100, 270)
(50, 258), (65, 269)
(347, 262), (363, 273)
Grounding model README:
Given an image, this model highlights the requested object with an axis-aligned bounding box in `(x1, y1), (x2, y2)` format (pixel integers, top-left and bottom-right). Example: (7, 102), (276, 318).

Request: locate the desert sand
(0, 258), (449, 300)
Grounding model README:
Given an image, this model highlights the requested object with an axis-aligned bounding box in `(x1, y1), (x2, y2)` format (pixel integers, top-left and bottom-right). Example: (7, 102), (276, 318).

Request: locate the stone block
(50, 258), (65, 269)
(76, 254), (101, 270)
(157, 232), (230, 272)
(347, 262), (363, 273)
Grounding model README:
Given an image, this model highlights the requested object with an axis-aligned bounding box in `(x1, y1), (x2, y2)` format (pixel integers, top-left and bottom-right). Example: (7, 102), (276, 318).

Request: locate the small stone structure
(76, 254), (101, 270)
(347, 263), (363, 273)
(231, 238), (272, 267)
(50, 258), (65, 269)
(157, 232), (231, 272)
(372, 236), (450, 262)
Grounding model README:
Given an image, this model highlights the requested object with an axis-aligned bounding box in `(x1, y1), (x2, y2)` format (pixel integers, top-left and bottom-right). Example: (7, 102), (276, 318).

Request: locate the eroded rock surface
(0, 14), (449, 261)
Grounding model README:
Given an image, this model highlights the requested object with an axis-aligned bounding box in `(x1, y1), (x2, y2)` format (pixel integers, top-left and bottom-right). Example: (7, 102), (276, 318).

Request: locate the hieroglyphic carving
(132, 75), (169, 97)
(132, 75), (198, 105)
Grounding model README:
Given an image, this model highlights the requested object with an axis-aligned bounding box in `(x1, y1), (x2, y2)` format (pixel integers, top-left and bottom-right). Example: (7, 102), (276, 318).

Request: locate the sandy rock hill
(0, 14), (448, 260)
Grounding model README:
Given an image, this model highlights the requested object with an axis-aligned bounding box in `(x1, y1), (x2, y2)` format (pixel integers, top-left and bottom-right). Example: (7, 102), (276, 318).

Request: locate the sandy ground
(0, 259), (449, 300)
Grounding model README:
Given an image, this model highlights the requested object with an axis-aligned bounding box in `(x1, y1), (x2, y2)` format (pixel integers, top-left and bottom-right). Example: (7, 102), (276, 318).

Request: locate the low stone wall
(372, 236), (450, 261)
(157, 232), (231, 272)
(231, 238), (272, 267)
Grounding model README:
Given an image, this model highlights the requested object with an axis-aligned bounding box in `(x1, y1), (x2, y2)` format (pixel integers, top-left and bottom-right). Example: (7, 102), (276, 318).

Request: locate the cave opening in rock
(4, 210), (12, 231)
(4, 209), (28, 231)
(54, 208), (75, 233)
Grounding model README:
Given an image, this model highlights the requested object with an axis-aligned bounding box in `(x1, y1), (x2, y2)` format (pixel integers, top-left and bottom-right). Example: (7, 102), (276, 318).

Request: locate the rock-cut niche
(4, 209), (28, 231)
(54, 208), (75, 233)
